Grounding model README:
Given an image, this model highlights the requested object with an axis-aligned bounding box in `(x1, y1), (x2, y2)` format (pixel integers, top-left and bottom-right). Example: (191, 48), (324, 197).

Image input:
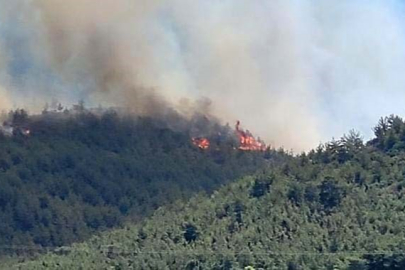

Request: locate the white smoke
(0, 0), (405, 150)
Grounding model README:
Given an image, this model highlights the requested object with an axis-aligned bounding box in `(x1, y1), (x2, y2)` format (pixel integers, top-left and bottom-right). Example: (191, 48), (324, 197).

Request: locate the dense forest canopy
(0, 108), (277, 256)
(5, 115), (405, 269)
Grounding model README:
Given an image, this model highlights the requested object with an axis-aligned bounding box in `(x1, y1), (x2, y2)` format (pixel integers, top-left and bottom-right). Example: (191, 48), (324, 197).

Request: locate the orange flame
(235, 121), (266, 151)
(191, 121), (266, 151)
(192, 137), (210, 149)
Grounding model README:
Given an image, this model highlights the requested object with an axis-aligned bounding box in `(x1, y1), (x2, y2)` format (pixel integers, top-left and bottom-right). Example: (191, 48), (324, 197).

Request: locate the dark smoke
(1, 0), (405, 150)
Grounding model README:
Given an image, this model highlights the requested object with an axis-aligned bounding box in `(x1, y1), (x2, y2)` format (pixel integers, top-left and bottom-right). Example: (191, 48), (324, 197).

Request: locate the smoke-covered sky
(0, 0), (405, 151)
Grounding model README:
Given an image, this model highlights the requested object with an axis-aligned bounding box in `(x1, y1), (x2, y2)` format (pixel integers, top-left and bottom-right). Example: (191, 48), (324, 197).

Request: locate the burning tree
(192, 137), (210, 149)
(191, 120), (266, 151)
(235, 121), (266, 151)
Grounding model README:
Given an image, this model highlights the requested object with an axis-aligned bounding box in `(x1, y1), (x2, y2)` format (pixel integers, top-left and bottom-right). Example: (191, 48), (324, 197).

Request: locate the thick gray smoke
(0, 0), (405, 151)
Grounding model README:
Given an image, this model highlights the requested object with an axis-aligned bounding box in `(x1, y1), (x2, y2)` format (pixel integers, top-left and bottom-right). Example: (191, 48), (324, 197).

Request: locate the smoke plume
(0, 42), (11, 111)
(1, 0), (405, 150)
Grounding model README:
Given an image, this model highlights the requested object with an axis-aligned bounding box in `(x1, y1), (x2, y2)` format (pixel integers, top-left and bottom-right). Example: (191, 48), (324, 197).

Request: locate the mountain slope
(0, 110), (274, 255)
(12, 115), (405, 269)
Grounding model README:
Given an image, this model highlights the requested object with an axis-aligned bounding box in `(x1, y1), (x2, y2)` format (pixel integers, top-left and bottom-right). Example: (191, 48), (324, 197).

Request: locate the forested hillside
(0, 109), (275, 256)
(11, 115), (405, 270)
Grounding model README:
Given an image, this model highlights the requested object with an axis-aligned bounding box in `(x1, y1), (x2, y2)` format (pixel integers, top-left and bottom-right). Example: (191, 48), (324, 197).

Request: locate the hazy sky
(1, 0), (405, 151)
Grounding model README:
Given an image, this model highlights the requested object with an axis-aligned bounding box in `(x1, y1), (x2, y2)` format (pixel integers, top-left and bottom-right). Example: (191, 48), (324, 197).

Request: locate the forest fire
(235, 121), (266, 151)
(192, 121), (266, 151)
(192, 137), (210, 149)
